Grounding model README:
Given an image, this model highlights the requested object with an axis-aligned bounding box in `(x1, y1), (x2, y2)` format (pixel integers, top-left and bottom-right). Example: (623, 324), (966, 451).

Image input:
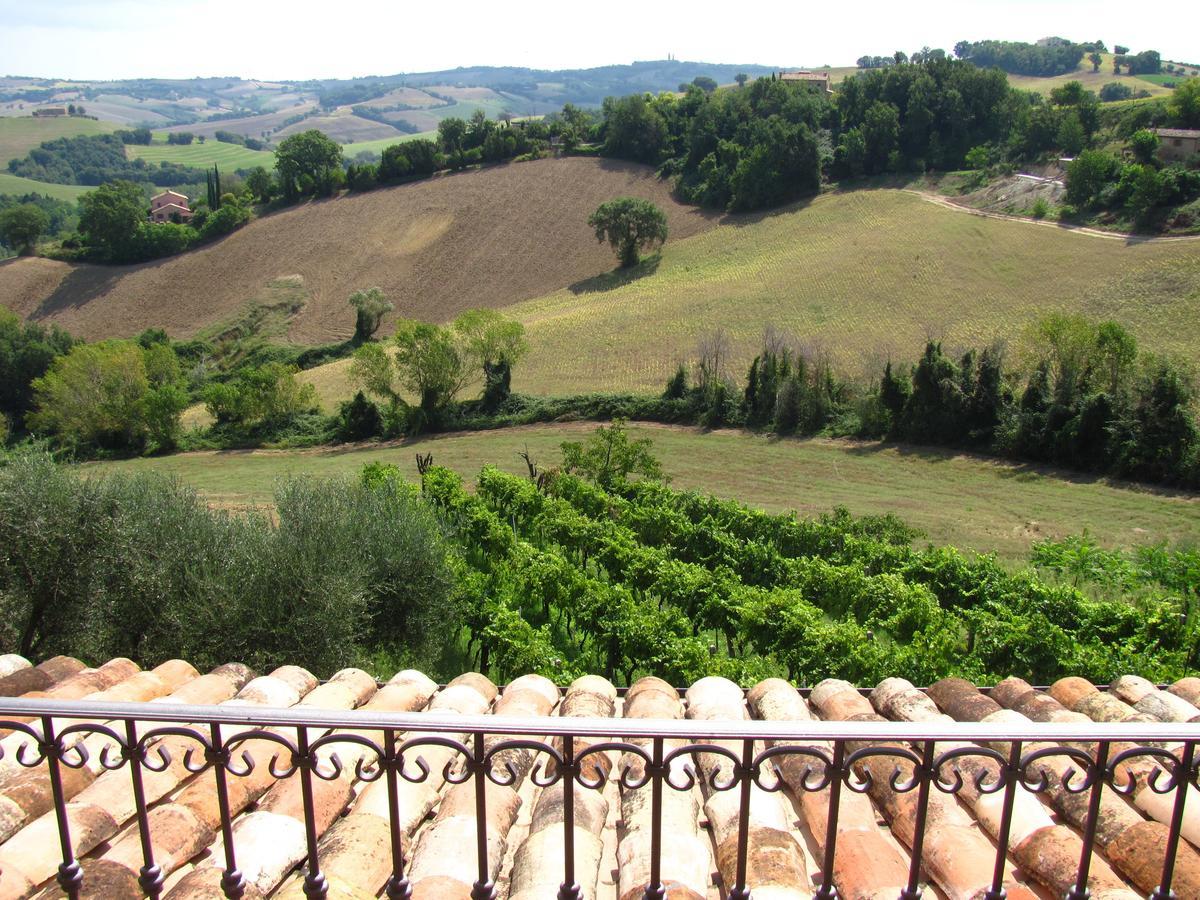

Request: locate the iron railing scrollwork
(0, 698), (1195, 900)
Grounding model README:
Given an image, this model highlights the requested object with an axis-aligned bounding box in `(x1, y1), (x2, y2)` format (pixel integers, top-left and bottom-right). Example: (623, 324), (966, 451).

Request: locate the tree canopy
(0, 204), (49, 255)
(588, 197), (668, 268)
(274, 130), (343, 200)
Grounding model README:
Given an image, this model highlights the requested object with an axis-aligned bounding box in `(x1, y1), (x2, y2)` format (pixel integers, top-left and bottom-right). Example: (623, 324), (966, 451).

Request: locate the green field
(83, 423), (1200, 562)
(341, 131), (438, 157)
(0, 116), (115, 165)
(130, 136), (275, 170)
(1138, 72), (1199, 86)
(0, 172), (90, 201)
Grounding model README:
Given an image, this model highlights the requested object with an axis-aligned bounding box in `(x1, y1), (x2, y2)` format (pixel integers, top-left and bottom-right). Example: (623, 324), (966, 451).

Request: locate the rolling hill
(0, 157), (719, 342)
(283, 180), (1200, 405)
(5, 158), (1198, 405)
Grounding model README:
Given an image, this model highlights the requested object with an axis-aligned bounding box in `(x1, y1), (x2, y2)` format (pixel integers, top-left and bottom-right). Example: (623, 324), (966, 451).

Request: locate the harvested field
(163, 104), (317, 140)
(357, 87), (447, 109)
(274, 111), (401, 143)
(2, 157), (719, 341)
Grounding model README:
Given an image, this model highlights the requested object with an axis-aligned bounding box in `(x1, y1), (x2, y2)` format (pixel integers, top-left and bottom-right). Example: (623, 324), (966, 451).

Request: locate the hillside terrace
(0, 654), (1197, 898)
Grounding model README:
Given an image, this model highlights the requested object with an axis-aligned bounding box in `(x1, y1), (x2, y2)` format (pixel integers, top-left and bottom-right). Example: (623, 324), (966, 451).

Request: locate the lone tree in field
(588, 197), (668, 269)
(348, 287), (394, 342)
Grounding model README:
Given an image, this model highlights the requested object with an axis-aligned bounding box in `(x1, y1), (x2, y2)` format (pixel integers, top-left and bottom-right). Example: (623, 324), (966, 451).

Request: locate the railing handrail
(2, 695), (1198, 742)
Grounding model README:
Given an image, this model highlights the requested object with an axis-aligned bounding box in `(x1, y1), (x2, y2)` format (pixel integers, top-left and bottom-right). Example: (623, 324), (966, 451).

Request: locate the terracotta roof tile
(0, 657), (1196, 899)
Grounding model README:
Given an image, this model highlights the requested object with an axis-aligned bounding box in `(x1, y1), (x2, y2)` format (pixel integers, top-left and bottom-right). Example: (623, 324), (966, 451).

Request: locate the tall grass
(0, 451), (457, 677)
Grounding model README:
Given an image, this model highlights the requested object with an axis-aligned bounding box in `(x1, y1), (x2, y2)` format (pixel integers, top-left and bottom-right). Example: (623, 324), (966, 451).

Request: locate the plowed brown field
(1, 158), (719, 342)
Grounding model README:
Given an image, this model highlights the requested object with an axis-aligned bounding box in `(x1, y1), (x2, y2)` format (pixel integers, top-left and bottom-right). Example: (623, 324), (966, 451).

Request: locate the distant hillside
(0, 157), (719, 341)
(0, 60), (785, 134)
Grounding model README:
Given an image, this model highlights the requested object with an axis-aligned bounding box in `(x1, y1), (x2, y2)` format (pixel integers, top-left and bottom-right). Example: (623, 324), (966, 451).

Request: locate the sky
(0, 0), (1193, 81)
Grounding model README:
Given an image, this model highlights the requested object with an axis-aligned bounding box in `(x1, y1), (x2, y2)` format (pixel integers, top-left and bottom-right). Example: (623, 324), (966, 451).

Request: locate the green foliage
(0, 203), (49, 254)
(202, 362), (318, 428)
(1171, 79), (1200, 128)
(1100, 82), (1134, 102)
(199, 198), (249, 240)
(351, 310), (528, 426)
(0, 308), (76, 429)
(245, 166), (273, 203)
(8, 133), (202, 187)
(956, 39), (1085, 76)
(601, 93), (668, 164)
(420, 458), (1196, 686)
(559, 419), (667, 489)
(1129, 128), (1160, 163)
(378, 139), (443, 182)
(78, 180), (145, 259)
(28, 339), (187, 452)
(0, 452), (457, 675)
(338, 391), (384, 441)
(274, 129), (343, 200)
(588, 197), (668, 268)
(1065, 150), (1121, 207)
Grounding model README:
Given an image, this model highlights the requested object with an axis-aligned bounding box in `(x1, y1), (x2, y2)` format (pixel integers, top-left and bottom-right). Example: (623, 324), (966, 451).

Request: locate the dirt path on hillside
(904, 189), (1200, 243)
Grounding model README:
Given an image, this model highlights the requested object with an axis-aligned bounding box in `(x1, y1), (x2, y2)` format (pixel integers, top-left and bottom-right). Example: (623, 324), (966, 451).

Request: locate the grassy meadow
(0, 116), (115, 166)
(0, 172), (91, 201)
(84, 423), (1200, 562)
(341, 131), (438, 157)
(130, 136), (275, 170)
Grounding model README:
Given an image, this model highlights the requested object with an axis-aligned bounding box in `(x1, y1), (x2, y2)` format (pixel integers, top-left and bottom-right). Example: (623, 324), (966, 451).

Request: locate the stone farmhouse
(1155, 128), (1200, 164)
(149, 190), (194, 224)
(780, 71), (833, 93)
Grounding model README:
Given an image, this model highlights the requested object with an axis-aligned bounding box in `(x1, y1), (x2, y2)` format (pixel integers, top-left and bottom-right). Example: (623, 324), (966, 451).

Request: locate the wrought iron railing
(0, 696), (1197, 900)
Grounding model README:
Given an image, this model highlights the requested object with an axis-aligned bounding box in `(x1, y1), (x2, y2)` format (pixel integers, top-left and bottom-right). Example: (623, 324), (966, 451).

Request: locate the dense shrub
(0, 452), (458, 675)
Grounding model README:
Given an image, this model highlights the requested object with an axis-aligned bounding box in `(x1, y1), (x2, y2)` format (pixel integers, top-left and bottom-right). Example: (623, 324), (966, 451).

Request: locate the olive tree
(588, 197), (668, 268)
(348, 286), (394, 342)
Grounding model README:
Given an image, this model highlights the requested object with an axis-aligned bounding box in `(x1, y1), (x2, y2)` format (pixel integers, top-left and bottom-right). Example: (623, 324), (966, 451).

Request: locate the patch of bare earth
(2, 158), (720, 342)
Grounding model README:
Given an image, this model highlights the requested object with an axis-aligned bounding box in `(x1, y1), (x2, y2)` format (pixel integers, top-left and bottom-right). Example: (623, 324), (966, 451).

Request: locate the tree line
(662, 315), (1199, 489)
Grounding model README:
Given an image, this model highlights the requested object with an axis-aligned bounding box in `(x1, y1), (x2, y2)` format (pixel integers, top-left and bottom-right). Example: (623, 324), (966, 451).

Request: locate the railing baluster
(210, 722), (246, 900)
(814, 740), (844, 900)
(1066, 739), (1110, 900)
(642, 736), (666, 900)
(1150, 739), (1196, 900)
(383, 727), (412, 900)
(471, 730), (497, 900)
(124, 718), (164, 899)
(558, 734), (581, 900)
(296, 725), (328, 899)
(44, 715), (83, 900)
(727, 737), (755, 900)
(899, 740), (936, 900)
(984, 740), (1022, 900)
